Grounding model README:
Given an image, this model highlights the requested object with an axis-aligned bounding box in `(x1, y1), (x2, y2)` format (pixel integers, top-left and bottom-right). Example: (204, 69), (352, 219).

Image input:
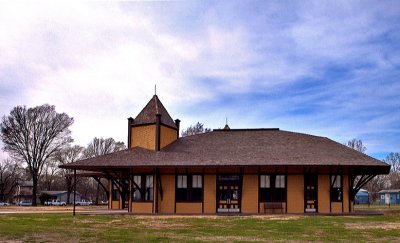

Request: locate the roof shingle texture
(64, 129), (389, 170)
(133, 95), (177, 128)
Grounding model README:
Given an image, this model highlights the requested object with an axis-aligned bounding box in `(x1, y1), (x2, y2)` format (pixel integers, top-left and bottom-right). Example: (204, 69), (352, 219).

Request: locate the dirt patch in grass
(138, 219), (189, 229)
(194, 235), (265, 242)
(135, 215), (219, 219)
(251, 215), (301, 221)
(107, 219), (123, 224)
(33, 218), (50, 221)
(346, 222), (400, 230)
(79, 218), (99, 224)
(33, 232), (80, 243)
(3, 231), (79, 243)
(384, 210), (400, 216)
(268, 216), (300, 221)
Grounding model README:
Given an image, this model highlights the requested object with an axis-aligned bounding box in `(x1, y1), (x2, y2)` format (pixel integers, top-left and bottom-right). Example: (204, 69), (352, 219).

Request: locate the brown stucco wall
(160, 125), (177, 149)
(158, 174), (175, 213)
(176, 203), (202, 214)
(241, 174), (258, 214)
(111, 200), (120, 209)
(331, 202), (342, 213)
(132, 202), (153, 213)
(287, 175), (304, 213)
(318, 175), (330, 213)
(204, 174), (216, 214)
(131, 125), (156, 150)
(106, 172), (353, 214)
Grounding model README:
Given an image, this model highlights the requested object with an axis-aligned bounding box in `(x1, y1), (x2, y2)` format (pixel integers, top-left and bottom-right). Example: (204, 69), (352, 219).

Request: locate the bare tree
(364, 175), (389, 201)
(83, 137), (125, 159)
(40, 160), (60, 191)
(0, 159), (22, 202)
(345, 138), (375, 202)
(55, 145), (84, 204)
(384, 152), (400, 172)
(83, 137), (125, 204)
(345, 138), (366, 153)
(181, 122), (211, 137)
(345, 139), (397, 201)
(0, 104), (73, 205)
(383, 152), (400, 189)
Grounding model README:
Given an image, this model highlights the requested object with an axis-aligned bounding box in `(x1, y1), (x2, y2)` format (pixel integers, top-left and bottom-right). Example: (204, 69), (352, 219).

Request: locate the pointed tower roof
(133, 95), (177, 129)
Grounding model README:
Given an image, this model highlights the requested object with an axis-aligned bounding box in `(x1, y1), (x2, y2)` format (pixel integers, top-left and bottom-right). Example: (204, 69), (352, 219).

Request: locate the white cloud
(0, 1), (398, 157)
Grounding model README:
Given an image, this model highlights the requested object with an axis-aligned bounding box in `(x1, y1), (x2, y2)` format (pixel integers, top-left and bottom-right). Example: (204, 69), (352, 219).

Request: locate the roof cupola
(128, 95), (179, 151)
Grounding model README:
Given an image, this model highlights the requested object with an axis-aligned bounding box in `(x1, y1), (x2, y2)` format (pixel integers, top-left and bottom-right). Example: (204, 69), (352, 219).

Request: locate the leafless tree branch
(0, 104), (73, 205)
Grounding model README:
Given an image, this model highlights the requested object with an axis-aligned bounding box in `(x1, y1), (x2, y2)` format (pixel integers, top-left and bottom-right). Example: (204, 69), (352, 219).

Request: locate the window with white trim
(176, 174), (203, 202)
(132, 175), (154, 201)
(330, 175), (342, 202)
(260, 175), (270, 188)
(259, 175), (286, 202)
(275, 175), (285, 188)
(112, 182), (120, 200)
(177, 175), (187, 188)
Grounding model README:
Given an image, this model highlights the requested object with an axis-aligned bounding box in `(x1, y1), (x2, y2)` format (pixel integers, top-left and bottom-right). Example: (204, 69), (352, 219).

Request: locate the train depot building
(62, 95), (390, 214)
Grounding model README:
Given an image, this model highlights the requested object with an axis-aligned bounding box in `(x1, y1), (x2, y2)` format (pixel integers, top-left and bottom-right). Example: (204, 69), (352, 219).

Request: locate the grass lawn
(354, 203), (400, 212)
(0, 208), (399, 242)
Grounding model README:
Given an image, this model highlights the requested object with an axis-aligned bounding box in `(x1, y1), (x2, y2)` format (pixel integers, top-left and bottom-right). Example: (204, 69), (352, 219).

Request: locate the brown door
(304, 174), (318, 213)
(217, 175), (241, 213)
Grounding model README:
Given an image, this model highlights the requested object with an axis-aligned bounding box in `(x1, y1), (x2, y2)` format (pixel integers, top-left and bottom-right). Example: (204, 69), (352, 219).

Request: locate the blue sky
(0, 1), (399, 160)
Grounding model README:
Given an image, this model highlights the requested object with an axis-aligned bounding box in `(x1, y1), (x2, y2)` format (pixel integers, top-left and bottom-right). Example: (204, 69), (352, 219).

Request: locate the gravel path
(0, 205), (125, 215)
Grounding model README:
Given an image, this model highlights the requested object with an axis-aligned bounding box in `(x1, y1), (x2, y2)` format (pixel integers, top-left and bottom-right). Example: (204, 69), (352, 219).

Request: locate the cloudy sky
(0, 1), (399, 160)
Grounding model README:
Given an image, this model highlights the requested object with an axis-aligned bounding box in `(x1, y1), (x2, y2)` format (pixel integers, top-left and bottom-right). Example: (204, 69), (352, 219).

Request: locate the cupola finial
(224, 117), (230, 130)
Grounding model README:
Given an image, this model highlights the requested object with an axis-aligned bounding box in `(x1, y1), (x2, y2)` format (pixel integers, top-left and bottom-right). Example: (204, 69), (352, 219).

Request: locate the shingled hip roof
(61, 129), (390, 174)
(133, 95), (177, 128)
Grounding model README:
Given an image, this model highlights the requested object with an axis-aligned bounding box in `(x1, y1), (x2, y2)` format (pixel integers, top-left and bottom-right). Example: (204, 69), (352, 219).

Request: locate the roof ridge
(213, 128), (279, 132)
(154, 95), (159, 114)
(278, 129), (327, 139)
(132, 95), (177, 129)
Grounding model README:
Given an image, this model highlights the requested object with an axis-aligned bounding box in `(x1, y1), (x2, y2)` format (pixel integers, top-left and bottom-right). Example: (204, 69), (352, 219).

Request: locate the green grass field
(0, 206), (399, 242)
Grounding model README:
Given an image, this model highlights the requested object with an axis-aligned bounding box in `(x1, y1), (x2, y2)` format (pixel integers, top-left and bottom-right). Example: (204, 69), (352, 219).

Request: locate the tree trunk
(0, 181), (5, 201)
(47, 180), (51, 191)
(32, 177), (38, 206)
(66, 176), (72, 204)
(0, 187), (5, 201)
(95, 181), (100, 205)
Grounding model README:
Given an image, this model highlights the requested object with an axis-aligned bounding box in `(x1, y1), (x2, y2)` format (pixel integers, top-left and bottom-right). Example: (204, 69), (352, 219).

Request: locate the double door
(304, 174), (318, 213)
(217, 175), (241, 213)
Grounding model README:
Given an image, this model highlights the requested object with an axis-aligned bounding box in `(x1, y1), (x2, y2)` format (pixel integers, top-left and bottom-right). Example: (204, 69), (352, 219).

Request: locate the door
(217, 175), (241, 213)
(304, 174), (318, 213)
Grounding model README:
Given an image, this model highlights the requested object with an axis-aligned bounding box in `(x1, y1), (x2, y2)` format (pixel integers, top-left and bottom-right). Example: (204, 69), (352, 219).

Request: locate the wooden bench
(264, 202), (284, 213)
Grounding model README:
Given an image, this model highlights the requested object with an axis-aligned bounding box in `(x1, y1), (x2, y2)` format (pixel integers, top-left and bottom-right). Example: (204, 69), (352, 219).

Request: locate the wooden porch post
(128, 175), (132, 213)
(73, 168), (76, 216)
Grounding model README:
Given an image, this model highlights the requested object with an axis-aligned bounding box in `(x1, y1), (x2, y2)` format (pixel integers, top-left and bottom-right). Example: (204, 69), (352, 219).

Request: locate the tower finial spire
(155, 84), (157, 95)
(224, 117), (230, 130)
